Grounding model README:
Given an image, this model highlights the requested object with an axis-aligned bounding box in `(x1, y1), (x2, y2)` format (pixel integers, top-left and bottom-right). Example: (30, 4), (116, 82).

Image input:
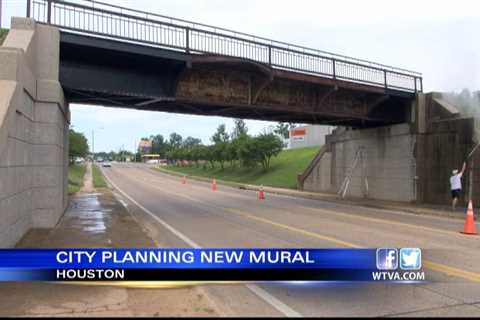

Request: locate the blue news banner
(0, 248), (424, 283)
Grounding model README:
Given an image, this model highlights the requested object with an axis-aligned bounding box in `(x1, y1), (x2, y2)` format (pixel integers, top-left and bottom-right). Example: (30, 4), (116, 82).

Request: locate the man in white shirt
(450, 162), (466, 211)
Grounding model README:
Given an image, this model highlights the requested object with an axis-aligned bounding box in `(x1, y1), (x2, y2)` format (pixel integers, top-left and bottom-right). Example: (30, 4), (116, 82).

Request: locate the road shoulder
(1, 188), (220, 317)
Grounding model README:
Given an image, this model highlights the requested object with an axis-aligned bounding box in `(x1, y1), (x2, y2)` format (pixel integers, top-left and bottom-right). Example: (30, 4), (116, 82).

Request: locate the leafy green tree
(211, 124), (230, 169)
(231, 119), (248, 140)
(195, 145), (209, 169)
(211, 124), (229, 144)
(206, 145), (216, 169)
(237, 135), (260, 168)
(150, 134), (169, 156)
(169, 132), (183, 150)
(213, 142), (229, 169)
(69, 129), (89, 163)
(274, 122), (290, 139)
(190, 145), (204, 167)
(228, 120), (249, 167)
(183, 136), (202, 148)
(225, 141), (238, 167)
(256, 133), (284, 170)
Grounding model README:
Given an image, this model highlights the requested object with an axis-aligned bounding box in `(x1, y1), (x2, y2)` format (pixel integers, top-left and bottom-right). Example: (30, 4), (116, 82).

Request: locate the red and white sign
(290, 128), (306, 142)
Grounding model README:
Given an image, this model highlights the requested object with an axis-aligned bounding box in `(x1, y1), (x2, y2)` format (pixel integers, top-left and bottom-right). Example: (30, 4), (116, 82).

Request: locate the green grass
(92, 164), (108, 188)
(68, 164), (86, 194)
(0, 29), (8, 45)
(161, 146), (321, 189)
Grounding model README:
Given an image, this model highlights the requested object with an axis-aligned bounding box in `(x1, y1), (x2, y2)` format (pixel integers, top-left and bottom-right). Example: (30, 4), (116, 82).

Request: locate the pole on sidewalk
(469, 158), (474, 203)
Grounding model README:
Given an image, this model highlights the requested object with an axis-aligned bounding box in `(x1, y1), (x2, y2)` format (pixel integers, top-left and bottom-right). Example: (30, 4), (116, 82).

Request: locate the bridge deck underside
(60, 33), (414, 127)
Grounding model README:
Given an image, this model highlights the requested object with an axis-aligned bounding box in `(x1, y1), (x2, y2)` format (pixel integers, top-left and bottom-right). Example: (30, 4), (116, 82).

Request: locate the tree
(213, 142), (229, 169)
(150, 134), (169, 156)
(256, 133), (284, 171)
(211, 124), (229, 144)
(190, 145), (205, 167)
(206, 145), (216, 169)
(69, 129), (89, 163)
(225, 141), (238, 167)
(210, 124), (230, 169)
(231, 119), (248, 140)
(169, 132), (183, 149)
(196, 145), (210, 169)
(183, 136), (202, 148)
(274, 122), (290, 139)
(237, 135), (259, 168)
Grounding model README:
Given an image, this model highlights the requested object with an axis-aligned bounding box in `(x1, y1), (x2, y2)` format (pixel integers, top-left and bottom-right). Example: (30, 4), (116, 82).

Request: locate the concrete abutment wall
(301, 93), (476, 206)
(302, 124), (417, 202)
(0, 18), (69, 247)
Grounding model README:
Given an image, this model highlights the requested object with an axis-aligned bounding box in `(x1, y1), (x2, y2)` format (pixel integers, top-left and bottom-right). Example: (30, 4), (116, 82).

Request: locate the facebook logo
(376, 248), (398, 270)
(400, 248), (422, 270)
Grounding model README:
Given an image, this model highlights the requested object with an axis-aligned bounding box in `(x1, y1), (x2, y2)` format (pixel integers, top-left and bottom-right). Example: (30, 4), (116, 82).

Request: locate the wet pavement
(0, 182), (220, 316)
(16, 192), (154, 248)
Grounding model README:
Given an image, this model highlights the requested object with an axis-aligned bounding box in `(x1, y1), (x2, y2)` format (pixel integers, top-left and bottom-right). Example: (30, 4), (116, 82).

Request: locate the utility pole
(0, 0), (3, 28)
(91, 130), (94, 162)
(134, 139), (137, 162)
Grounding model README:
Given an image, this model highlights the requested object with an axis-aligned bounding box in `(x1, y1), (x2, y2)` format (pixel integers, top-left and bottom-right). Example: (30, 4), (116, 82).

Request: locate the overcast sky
(2, 0), (479, 152)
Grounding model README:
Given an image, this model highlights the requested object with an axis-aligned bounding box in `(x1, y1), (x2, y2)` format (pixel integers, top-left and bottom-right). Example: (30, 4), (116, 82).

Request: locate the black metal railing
(27, 0), (423, 93)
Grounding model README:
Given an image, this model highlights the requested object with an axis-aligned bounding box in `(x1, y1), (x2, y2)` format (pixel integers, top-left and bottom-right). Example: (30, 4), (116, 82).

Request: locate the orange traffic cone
(212, 178), (217, 191)
(182, 175), (187, 184)
(258, 185), (265, 200)
(461, 200), (478, 235)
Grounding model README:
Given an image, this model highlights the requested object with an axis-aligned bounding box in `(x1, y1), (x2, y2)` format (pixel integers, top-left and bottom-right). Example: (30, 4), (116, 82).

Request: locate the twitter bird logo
(400, 248), (422, 270)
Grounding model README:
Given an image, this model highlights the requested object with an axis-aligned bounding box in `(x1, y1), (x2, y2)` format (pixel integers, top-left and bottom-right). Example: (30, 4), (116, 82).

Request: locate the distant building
(289, 125), (334, 149)
(138, 139), (152, 154)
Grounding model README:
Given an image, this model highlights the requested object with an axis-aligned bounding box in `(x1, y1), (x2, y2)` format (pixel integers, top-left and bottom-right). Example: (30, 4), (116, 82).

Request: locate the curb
(153, 166), (466, 220)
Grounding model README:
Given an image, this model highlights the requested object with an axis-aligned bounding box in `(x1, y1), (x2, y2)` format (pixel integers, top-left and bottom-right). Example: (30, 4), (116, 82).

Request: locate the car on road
(102, 162), (112, 167)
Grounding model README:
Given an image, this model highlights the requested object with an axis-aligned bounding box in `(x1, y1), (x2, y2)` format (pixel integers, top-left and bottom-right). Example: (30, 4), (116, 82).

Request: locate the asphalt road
(101, 163), (480, 317)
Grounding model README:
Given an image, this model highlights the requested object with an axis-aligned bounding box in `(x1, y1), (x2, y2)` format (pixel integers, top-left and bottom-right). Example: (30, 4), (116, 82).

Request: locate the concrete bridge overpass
(0, 0), (474, 248)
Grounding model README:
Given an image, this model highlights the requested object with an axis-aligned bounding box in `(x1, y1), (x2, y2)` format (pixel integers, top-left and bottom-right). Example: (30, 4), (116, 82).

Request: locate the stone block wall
(0, 18), (69, 247)
(302, 152), (332, 193)
(326, 124), (416, 202)
(302, 124), (417, 201)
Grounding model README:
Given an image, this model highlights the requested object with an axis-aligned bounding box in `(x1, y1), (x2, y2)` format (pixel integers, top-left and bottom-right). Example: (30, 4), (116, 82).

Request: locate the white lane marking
(119, 199), (128, 208)
(104, 172), (199, 248)
(245, 284), (301, 317)
(102, 169), (302, 318)
(150, 167), (462, 224)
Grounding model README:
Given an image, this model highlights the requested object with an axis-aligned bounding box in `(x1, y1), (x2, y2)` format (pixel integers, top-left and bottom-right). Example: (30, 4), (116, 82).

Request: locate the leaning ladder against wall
(337, 146), (368, 199)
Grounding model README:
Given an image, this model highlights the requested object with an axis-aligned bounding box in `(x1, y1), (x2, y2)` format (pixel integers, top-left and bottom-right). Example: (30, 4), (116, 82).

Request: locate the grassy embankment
(0, 29), (8, 45)
(92, 164), (108, 188)
(68, 164), (86, 194)
(160, 146), (320, 189)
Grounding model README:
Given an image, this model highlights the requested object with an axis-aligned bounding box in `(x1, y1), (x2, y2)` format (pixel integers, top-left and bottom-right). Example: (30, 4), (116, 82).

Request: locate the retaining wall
(0, 18), (69, 247)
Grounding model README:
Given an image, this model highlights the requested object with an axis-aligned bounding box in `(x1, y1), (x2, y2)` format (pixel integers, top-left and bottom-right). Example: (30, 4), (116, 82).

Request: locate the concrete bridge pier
(0, 18), (69, 247)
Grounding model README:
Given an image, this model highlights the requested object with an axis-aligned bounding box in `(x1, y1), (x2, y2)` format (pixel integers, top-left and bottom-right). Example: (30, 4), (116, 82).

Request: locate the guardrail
(27, 0), (423, 93)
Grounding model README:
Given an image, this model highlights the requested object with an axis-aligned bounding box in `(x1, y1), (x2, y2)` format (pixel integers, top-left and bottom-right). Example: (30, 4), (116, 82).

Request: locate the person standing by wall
(450, 162), (467, 211)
